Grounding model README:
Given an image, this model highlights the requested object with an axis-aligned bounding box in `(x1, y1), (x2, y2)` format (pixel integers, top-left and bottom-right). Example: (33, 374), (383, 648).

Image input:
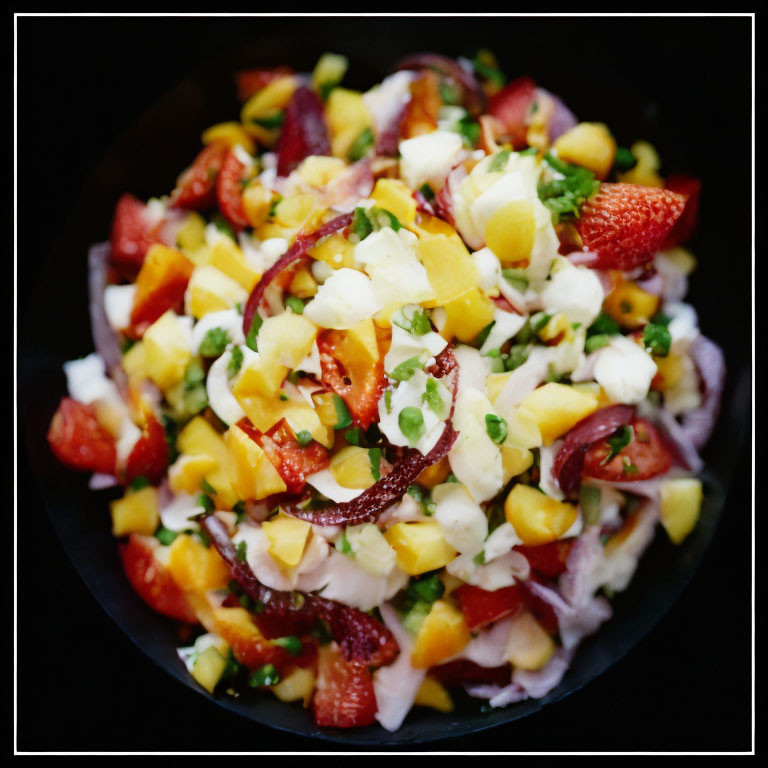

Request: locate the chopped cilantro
(155, 527), (177, 546)
(273, 636), (303, 657)
(588, 312), (621, 337)
(485, 413), (508, 444)
(227, 345), (244, 378)
(352, 206), (374, 240)
(539, 153), (601, 224)
(398, 407), (425, 443)
(337, 530), (353, 555)
(129, 475), (150, 492)
(245, 314), (263, 353)
(348, 127), (374, 161)
(419, 182), (435, 201)
(642, 322), (672, 357)
(393, 307), (432, 336)
(332, 394), (352, 430)
(368, 447), (382, 482)
(505, 344), (529, 371)
(407, 574), (444, 604)
(235, 539), (247, 562)
(201, 477), (217, 495)
(162, 414), (180, 464)
(389, 355), (423, 382)
(384, 389), (393, 414)
(613, 146), (637, 173)
(475, 321), (496, 348)
(407, 484), (424, 503)
(488, 149), (511, 173)
(457, 115), (480, 148)
(472, 53), (506, 88)
(585, 334), (613, 354)
(232, 501), (246, 525)
(212, 213), (236, 240)
(473, 550), (486, 565)
(249, 663), (280, 687)
(439, 79), (461, 105)
(604, 425), (634, 464)
(422, 378), (444, 414)
(268, 195), (282, 219)
(251, 110), (284, 130)
(200, 327), (229, 358)
(197, 493), (215, 514)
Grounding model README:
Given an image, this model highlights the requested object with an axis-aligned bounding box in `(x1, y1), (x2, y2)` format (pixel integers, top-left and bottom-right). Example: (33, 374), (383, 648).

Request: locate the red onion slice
(241, 212), (353, 336)
(276, 85), (331, 177)
(680, 335), (726, 450)
(200, 514), (398, 666)
(536, 88), (578, 141)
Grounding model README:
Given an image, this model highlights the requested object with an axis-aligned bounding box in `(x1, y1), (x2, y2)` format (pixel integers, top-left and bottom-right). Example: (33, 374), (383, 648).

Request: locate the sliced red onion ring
(536, 88), (578, 141)
(552, 405), (636, 497)
(375, 103), (406, 157)
(242, 212), (353, 336)
(680, 335), (726, 450)
(200, 514), (398, 666)
(393, 53), (486, 115)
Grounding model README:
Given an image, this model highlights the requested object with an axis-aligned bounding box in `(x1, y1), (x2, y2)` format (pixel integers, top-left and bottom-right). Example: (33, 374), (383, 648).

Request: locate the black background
(16, 15), (752, 752)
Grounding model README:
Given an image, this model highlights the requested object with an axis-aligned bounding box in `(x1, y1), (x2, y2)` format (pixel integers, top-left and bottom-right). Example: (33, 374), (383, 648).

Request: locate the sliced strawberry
(170, 141), (229, 210)
(119, 534), (197, 623)
(583, 417), (672, 482)
(487, 76), (537, 149)
(124, 413), (169, 486)
(47, 397), (116, 475)
(236, 66), (294, 102)
(453, 583), (523, 632)
(576, 183), (688, 271)
(313, 647), (377, 728)
(663, 174), (701, 247)
(237, 418), (329, 495)
(276, 86), (331, 177)
(515, 540), (574, 579)
(216, 149), (251, 230)
(109, 194), (161, 275)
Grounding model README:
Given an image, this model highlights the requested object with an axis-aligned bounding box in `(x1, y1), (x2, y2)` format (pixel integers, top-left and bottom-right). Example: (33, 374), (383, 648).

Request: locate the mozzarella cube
(398, 130), (464, 190)
(594, 336), (658, 405)
(540, 263), (604, 326)
(303, 267), (380, 329)
(432, 482), (488, 555)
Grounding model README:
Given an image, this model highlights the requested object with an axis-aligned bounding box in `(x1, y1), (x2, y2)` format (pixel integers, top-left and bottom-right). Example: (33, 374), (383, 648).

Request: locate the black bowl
(18, 16), (751, 747)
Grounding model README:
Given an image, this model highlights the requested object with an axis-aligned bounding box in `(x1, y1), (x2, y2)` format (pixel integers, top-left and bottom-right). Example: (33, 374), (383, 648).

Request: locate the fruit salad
(47, 51), (725, 731)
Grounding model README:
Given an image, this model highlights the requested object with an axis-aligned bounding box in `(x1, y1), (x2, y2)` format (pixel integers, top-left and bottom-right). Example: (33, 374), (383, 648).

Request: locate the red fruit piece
(236, 66), (293, 102)
(119, 534), (197, 623)
(276, 86), (331, 177)
(47, 397), (116, 475)
(313, 647), (377, 728)
(216, 149), (251, 230)
(109, 194), (161, 275)
(124, 413), (169, 486)
(432, 659), (511, 688)
(453, 583), (523, 632)
(515, 539), (574, 579)
(487, 76), (537, 149)
(576, 183), (688, 271)
(663, 174), (701, 247)
(170, 141), (229, 210)
(583, 417), (672, 482)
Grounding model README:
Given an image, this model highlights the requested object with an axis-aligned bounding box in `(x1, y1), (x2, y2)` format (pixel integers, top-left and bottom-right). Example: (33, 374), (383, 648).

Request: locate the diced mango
(415, 456), (451, 490)
(201, 121), (255, 154)
(261, 513), (312, 569)
(618, 140), (664, 187)
(384, 521), (457, 575)
(176, 212), (208, 253)
(167, 533), (230, 592)
(652, 352), (685, 391)
(517, 383), (598, 445)
(288, 266), (318, 299)
(504, 484), (578, 546)
(498, 405), (543, 450)
(438, 287), (495, 343)
(273, 194), (321, 230)
(312, 52), (348, 94)
(234, 358), (288, 400)
(190, 646), (228, 694)
(484, 200), (536, 266)
(110, 486), (159, 537)
(325, 88), (372, 159)
(538, 313), (573, 344)
(659, 477), (703, 545)
(256, 312), (318, 369)
(177, 416), (238, 509)
(501, 445), (534, 483)
(603, 277), (660, 329)
(313, 391), (339, 428)
(185, 265), (248, 318)
(241, 75), (297, 141)
(411, 600), (471, 669)
(419, 235), (481, 308)
(505, 609), (556, 670)
(142, 310), (193, 390)
(122, 340), (148, 383)
(208, 239), (260, 293)
(336, 318), (380, 369)
(553, 122), (616, 180)
(371, 178), (417, 225)
(271, 666), (315, 706)
(242, 182), (275, 228)
(329, 446), (377, 489)
(571, 382), (612, 408)
(308, 232), (356, 270)
(224, 424), (287, 501)
(168, 453), (219, 496)
(296, 155), (347, 187)
(414, 675), (454, 712)
(205, 604), (270, 670)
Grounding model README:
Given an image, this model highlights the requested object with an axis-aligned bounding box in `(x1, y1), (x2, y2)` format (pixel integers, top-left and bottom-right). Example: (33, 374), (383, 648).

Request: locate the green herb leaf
(268, 195), (282, 219)
(472, 55), (506, 88)
(332, 394), (353, 430)
(201, 477), (217, 495)
(249, 663), (280, 687)
(348, 127), (374, 161)
(368, 447), (382, 482)
(295, 430), (313, 446)
(155, 527), (178, 546)
(389, 355), (423, 382)
(505, 344), (529, 371)
(227, 346), (244, 378)
(393, 307), (432, 336)
(422, 378), (444, 414)
(251, 110), (285, 130)
(488, 149), (511, 173)
(235, 539), (247, 563)
(338, 530), (353, 555)
(402, 601), (432, 635)
(407, 575), (444, 604)
(613, 146), (637, 173)
(539, 153), (601, 224)
(352, 206), (374, 240)
(473, 550), (486, 565)
(384, 389), (393, 414)
(485, 413), (508, 444)
(419, 183), (435, 201)
(457, 115), (480, 148)
(285, 295), (305, 315)
(642, 322), (672, 357)
(246, 314), (263, 353)
(162, 414), (180, 464)
(439, 79), (461, 105)
(129, 475), (150, 492)
(197, 493), (215, 514)
(398, 407), (425, 443)
(475, 321), (496, 348)
(603, 425), (634, 464)
(273, 636), (303, 657)
(406, 484), (424, 503)
(585, 334), (613, 354)
(588, 312), (621, 337)
(212, 213), (236, 241)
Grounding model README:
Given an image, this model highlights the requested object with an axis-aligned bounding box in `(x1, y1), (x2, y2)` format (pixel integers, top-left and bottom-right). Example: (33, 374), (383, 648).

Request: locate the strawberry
(109, 193), (161, 275)
(453, 583), (523, 632)
(170, 141), (229, 210)
(47, 397), (117, 475)
(663, 174), (701, 247)
(576, 183), (688, 270)
(313, 647), (377, 728)
(216, 149), (251, 231)
(124, 413), (169, 486)
(235, 66), (293, 102)
(487, 76), (537, 149)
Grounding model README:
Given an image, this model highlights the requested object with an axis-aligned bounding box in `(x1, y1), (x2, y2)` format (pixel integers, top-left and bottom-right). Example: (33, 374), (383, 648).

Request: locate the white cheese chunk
(103, 284), (136, 331)
(594, 336), (658, 405)
(398, 130), (464, 190)
(541, 264), (604, 326)
(472, 247), (503, 293)
(303, 267), (380, 329)
(432, 482), (488, 555)
(206, 348), (246, 426)
(384, 318), (447, 372)
(480, 308), (527, 355)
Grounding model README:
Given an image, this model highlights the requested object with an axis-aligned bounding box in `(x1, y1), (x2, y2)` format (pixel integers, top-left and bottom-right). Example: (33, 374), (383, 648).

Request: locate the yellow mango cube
(261, 513), (312, 569)
(234, 357), (288, 400)
(329, 446), (377, 489)
(208, 239), (260, 293)
(504, 484), (578, 546)
(167, 533), (230, 592)
(256, 312), (318, 369)
(313, 391), (339, 428)
(142, 310), (193, 390)
(384, 521), (457, 575)
(484, 200), (537, 266)
(168, 453), (218, 495)
(308, 232), (356, 270)
(414, 675), (454, 712)
(185, 265), (248, 318)
(411, 600), (471, 669)
(539, 313), (573, 344)
(201, 121), (255, 154)
(505, 610), (556, 670)
(273, 194), (321, 230)
(288, 266), (318, 299)
(325, 88), (372, 159)
(337, 319), (379, 368)
(517, 383), (598, 445)
(271, 666), (315, 706)
(110, 486), (159, 537)
(312, 52), (348, 94)
(652, 352), (685, 391)
(190, 646), (228, 694)
(242, 182), (275, 228)
(603, 277), (660, 329)
(296, 156), (347, 187)
(618, 140), (664, 187)
(415, 456), (451, 490)
(419, 235), (481, 308)
(122, 340), (148, 383)
(501, 445), (534, 483)
(371, 178), (417, 225)
(553, 122), (617, 180)
(571, 382), (612, 408)
(225, 424), (287, 501)
(438, 287), (495, 343)
(659, 477), (703, 545)
(241, 75), (297, 137)
(176, 211), (208, 253)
